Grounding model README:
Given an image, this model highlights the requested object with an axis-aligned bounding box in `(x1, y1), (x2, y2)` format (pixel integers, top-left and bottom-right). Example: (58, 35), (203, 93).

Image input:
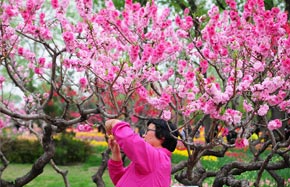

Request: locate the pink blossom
(141, 44), (152, 62)
(132, 3), (141, 11)
(0, 119), (4, 129)
(51, 0), (58, 9)
(185, 81), (194, 90)
(267, 119), (282, 131)
(184, 16), (193, 30)
(147, 97), (162, 110)
(243, 100), (253, 112)
(202, 48), (210, 58)
(267, 95), (283, 106)
(262, 76), (284, 93)
(62, 32), (74, 52)
(161, 68), (174, 81)
(208, 6), (219, 19)
(176, 29), (188, 38)
(43, 93), (49, 98)
(223, 109), (242, 125)
(18, 47), (24, 55)
(39, 13), (45, 25)
(278, 100), (290, 112)
(258, 104), (269, 116)
(184, 8), (190, 16)
(200, 60), (208, 74)
(5, 5), (16, 18)
(205, 83), (228, 104)
(185, 71), (195, 80)
(196, 40), (203, 48)
(77, 124), (93, 132)
(62, 59), (71, 68)
(175, 15), (182, 27)
(162, 110), (171, 121)
(0, 76), (5, 85)
(281, 58), (290, 73)
(222, 128), (229, 136)
(253, 61), (264, 72)
(178, 60), (187, 73)
(187, 43), (194, 51)
(38, 57), (46, 66)
(226, 0), (237, 9)
(62, 31), (74, 43)
(26, 0), (35, 11)
(21, 10), (32, 23)
(238, 75), (253, 91)
(129, 45), (139, 62)
(137, 86), (148, 99)
(160, 92), (171, 104)
(203, 100), (218, 115)
(125, 0), (133, 7)
(23, 51), (35, 61)
(79, 77), (88, 88)
(40, 27), (52, 40)
(151, 43), (165, 63)
(34, 67), (43, 75)
(220, 47), (228, 56)
(235, 138), (249, 149)
(146, 68), (160, 81)
(131, 116), (138, 123)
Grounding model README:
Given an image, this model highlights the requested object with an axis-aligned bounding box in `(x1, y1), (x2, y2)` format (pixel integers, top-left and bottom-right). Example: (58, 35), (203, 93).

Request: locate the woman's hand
(105, 119), (122, 161)
(108, 134), (121, 161)
(105, 119), (121, 135)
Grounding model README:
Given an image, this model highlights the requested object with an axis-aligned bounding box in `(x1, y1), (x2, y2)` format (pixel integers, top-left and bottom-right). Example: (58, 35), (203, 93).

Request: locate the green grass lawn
(2, 145), (114, 187)
(2, 164), (114, 187)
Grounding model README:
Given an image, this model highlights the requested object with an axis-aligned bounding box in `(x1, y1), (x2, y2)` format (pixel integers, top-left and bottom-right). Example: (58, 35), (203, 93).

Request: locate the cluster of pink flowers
(62, 31), (75, 52)
(77, 124), (93, 132)
(257, 104), (269, 116)
(162, 110), (171, 121)
(235, 138), (249, 149)
(0, 0), (289, 153)
(243, 100), (253, 112)
(0, 76), (5, 89)
(267, 119), (282, 131)
(0, 119), (5, 129)
(222, 109), (242, 125)
(79, 77), (88, 89)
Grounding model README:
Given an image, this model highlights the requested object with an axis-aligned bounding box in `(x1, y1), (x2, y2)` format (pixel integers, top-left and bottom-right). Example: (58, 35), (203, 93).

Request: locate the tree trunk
(92, 149), (110, 187)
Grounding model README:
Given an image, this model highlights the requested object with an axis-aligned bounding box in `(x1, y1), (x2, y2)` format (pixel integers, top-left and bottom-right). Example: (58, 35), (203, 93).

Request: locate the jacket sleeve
(107, 159), (126, 185)
(112, 121), (165, 174)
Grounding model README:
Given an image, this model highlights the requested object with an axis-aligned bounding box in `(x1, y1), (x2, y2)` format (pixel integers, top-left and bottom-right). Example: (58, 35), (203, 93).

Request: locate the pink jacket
(108, 121), (172, 187)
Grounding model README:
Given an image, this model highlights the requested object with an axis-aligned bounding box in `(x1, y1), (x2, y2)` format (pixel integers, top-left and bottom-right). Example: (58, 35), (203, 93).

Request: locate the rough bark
(92, 149), (111, 187)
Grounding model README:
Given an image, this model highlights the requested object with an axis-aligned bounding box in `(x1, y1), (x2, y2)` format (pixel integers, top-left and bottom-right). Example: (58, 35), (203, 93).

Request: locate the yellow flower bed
(90, 140), (108, 147)
(173, 149), (217, 162)
(173, 149), (189, 157)
(75, 131), (104, 138)
(201, 155), (218, 162)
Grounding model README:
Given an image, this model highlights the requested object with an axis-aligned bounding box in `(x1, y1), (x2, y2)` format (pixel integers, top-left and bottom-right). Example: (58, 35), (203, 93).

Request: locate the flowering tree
(0, 0), (289, 187)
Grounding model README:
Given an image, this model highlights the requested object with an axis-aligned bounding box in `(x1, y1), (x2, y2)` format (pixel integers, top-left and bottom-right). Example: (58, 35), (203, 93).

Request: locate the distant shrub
(53, 133), (93, 165)
(0, 137), (42, 163)
(0, 133), (93, 165)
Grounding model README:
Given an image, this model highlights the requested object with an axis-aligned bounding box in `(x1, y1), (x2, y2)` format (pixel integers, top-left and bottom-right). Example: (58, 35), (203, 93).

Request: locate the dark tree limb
(50, 159), (70, 187)
(0, 151), (9, 177)
(92, 148), (111, 187)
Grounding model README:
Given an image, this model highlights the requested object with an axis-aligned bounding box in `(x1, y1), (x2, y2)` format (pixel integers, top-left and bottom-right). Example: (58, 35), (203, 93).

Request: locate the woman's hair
(147, 118), (178, 152)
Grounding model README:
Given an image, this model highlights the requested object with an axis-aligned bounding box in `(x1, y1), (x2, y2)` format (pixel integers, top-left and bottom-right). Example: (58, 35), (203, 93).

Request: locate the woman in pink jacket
(105, 118), (178, 187)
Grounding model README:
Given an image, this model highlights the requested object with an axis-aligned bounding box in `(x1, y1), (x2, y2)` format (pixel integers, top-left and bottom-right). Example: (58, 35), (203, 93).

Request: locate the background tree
(0, 0), (289, 187)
